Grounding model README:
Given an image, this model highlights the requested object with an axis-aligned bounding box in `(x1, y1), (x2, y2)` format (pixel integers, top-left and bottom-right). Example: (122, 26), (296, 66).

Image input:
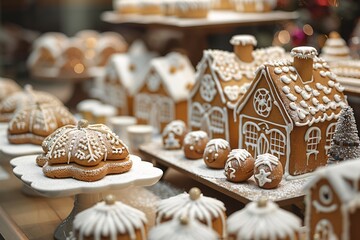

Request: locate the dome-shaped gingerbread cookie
(149, 215), (219, 240)
(203, 138), (230, 169)
(227, 197), (301, 240)
(155, 187), (226, 238)
(73, 195), (147, 240)
(36, 119), (132, 181)
(0, 77), (20, 102)
(183, 131), (209, 159)
(254, 153), (283, 189)
(7, 102), (76, 145)
(0, 85), (62, 122)
(162, 120), (187, 150)
(224, 149), (254, 182)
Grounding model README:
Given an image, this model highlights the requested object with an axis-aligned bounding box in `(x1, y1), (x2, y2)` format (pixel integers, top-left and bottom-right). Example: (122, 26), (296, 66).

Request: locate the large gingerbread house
(99, 43), (157, 115)
(188, 35), (285, 148)
(134, 52), (195, 133)
(235, 46), (347, 177)
(304, 159), (360, 240)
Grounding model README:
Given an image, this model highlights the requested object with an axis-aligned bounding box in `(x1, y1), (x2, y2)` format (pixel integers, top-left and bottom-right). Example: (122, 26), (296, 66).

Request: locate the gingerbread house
(320, 31), (351, 62)
(99, 42), (157, 115)
(188, 35), (285, 148)
(235, 46), (347, 177)
(304, 159), (360, 240)
(134, 52), (195, 133)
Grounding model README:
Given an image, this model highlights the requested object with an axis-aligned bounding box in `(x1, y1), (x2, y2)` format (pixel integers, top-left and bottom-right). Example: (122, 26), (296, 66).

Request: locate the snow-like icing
(149, 217), (218, 240)
(163, 120), (186, 136)
(230, 35), (257, 46)
(73, 198), (147, 240)
(184, 131), (208, 145)
(205, 138), (229, 152)
(255, 153), (279, 170)
(227, 149), (251, 162)
(227, 200), (301, 240)
(291, 46), (317, 59)
(76, 99), (102, 112)
(156, 190), (226, 238)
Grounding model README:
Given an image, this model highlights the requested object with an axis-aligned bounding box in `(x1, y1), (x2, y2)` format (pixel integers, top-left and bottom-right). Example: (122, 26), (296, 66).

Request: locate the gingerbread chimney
(230, 35), (257, 63)
(290, 46), (318, 82)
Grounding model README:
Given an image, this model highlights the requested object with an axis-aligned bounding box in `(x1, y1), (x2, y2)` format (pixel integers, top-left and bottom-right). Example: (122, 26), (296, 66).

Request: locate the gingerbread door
(314, 219), (337, 240)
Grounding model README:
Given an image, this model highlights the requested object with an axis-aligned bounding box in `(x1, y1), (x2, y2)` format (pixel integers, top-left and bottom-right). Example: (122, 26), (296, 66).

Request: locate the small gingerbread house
(99, 42), (157, 115)
(304, 159), (360, 240)
(188, 35), (285, 148)
(235, 46), (347, 177)
(134, 52), (195, 133)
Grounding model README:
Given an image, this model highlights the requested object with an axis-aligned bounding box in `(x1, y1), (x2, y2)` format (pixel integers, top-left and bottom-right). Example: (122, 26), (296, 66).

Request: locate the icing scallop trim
(230, 35), (257, 46)
(290, 46), (318, 59)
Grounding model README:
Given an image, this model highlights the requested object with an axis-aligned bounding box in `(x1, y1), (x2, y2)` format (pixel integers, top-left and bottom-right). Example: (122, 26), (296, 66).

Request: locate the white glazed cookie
(203, 138), (230, 169)
(183, 131), (209, 159)
(162, 120), (187, 150)
(224, 149), (254, 182)
(254, 153), (283, 189)
(156, 187), (227, 238)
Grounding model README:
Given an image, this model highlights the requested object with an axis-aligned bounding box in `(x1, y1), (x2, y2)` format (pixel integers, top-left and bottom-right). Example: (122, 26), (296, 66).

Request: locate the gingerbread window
(135, 94), (150, 120)
(159, 98), (174, 123)
(191, 103), (202, 128)
(243, 122), (260, 151)
(325, 123), (337, 155)
(269, 129), (286, 158)
(305, 127), (321, 163)
(209, 107), (226, 134)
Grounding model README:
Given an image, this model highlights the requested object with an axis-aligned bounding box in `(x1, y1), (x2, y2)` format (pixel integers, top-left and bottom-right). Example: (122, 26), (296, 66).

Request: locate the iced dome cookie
(203, 138), (230, 169)
(149, 215), (219, 240)
(7, 102), (76, 145)
(224, 149), (254, 182)
(227, 197), (301, 240)
(254, 153), (283, 189)
(155, 187), (226, 238)
(73, 195), (147, 240)
(162, 120), (187, 150)
(36, 119), (132, 181)
(183, 131), (209, 159)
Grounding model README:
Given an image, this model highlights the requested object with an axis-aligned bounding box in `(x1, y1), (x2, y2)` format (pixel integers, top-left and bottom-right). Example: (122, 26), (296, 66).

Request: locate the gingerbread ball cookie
(203, 138), (230, 169)
(224, 149), (254, 182)
(254, 153), (283, 189)
(183, 131), (209, 159)
(162, 120), (187, 150)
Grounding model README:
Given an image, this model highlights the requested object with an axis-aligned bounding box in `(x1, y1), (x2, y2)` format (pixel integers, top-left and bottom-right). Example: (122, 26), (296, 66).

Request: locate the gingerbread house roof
(145, 52), (195, 103)
(303, 159), (360, 203)
(106, 51), (156, 96)
(193, 46), (286, 108)
(235, 55), (347, 127)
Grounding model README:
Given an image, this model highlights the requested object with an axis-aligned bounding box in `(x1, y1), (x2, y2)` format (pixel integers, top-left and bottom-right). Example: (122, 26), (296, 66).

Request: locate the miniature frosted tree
(328, 106), (360, 164)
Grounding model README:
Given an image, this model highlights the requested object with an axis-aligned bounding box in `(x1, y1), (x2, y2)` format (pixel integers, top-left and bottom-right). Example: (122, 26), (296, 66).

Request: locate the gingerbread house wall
(134, 70), (176, 133)
(237, 74), (289, 170)
(189, 67), (232, 145)
(307, 178), (343, 240)
(102, 73), (131, 115)
(349, 209), (360, 239)
(289, 121), (336, 176)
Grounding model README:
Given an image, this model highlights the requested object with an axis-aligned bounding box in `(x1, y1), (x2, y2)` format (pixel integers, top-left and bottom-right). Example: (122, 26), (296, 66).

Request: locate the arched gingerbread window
(269, 129), (286, 158)
(305, 127), (321, 164)
(159, 97), (174, 123)
(190, 102), (202, 128)
(209, 107), (226, 134)
(243, 122), (260, 151)
(135, 94), (150, 120)
(325, 123), (337, 155)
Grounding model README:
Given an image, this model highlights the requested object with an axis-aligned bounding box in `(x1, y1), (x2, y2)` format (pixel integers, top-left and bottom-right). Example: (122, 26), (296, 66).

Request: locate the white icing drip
(289, 102), (297, 111)
(274, 67), (282, 74)
(322, 96), (331, 104)
(280, 75), (291, 84)
(328, 80), (335, 87)
(312, 98), (319, 106)
(289, 66), (296, 72)
(301, 91), (311, 100)
(334, 94), (341, 102)
(334, 83), (345, 92)
(73, 200), (147, 240)
(294, 85), (302, 93)
(282, 86), (290, 94)
(282, 66), (289, 73)
(304, 85), (312, 92)
(156, 191), (226, 238)
(290, 46), (317, 59)
(323, 87), (332, 95)
(148, 217), (218, 240)
(290, 74), (297, 81)
(230, 35), (257, 46)
(254, 153), (279, 170)
(184, 131), (208, 145)
(320, 70), (327, 77)
(227, 149), (251, 162)
(227, 201), (301, 240)
(286, 93), (297, 102)
(312, 89), (320, 97)
(205, 138), (229, 153)
(300, 100), (308, 108)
